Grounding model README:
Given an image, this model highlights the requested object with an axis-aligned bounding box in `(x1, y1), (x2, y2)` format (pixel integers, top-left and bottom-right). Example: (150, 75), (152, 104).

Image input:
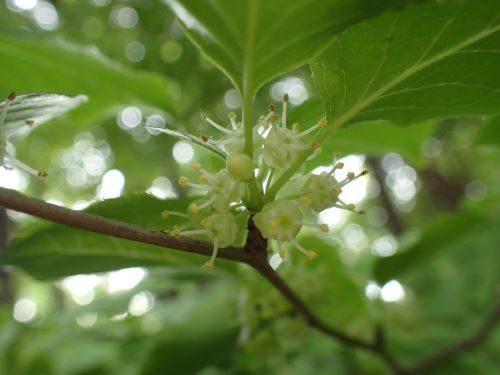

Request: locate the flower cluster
(0, 92), (47, 177)
(158, 94), (367, 267)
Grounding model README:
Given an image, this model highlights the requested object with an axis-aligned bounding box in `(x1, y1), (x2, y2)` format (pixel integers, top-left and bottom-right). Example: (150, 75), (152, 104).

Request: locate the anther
(319, 224), (329, 233)
(25, 120), (35, 127)
(307, 251), (317, 261)
(179, 176), (189, 186)
(37, 171), (48, 178)
(192, 163), (201, 172)
(279, 248), (286, 259)
(301, 195), (312, 205)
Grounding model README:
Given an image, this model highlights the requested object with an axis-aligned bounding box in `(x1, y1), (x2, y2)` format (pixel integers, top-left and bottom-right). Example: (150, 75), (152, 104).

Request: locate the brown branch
(406, 299), (500, 374)
(1, 187), (499, 374)
(0, 187), (250, 263)
(367, 157), (405, 235)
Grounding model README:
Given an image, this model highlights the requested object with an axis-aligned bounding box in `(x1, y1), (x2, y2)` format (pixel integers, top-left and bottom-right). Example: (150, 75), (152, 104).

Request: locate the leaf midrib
(322, 22), (500, 137)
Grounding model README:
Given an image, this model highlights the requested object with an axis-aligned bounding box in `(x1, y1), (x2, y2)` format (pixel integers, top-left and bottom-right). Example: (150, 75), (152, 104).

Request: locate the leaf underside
(311, 0), (500, 128)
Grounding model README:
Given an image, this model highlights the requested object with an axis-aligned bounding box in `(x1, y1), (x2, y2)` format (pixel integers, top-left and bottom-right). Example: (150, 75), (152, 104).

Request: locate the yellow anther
(188, 202), (199, 213)
(25, 120), (35, 127)
(347, 172), (355, 180)
(202, 260), (214, 269)
(263, 122), (270, 129)
(200, 111), (208, 120)
(335, 162), (344, 169)
(346, 203), (356, 211)
(199, 175), (209, 183)
(284, 93), (289, 102)
(307, 251), (317, 261)
(192, 163), (201, 172)
(37, 171), (48, 178)
(201, 135), (209, 142)
(269, 104), (275, 113)
(228, 112), (236, 120)
(314, 145), (322, 154)
(161, 210), (169, 219)
(279, 248), (286, 259)
(292, 123), (300, 133)
(319, 117), (327, 127)
(333, 187), (342, 194)
(179, 176), (189, 186)
(301, 195), (312, 205)
(319, 224), (329, 233)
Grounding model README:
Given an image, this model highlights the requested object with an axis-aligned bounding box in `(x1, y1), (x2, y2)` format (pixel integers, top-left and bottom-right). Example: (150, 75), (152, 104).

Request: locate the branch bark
(0, 187), (499, 374)
(0, 188), (251, 263)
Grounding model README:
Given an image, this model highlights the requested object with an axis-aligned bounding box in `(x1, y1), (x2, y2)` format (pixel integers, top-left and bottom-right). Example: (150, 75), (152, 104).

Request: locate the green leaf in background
(475, 115), (500, 148)
(288, 235), (371, 337)
(0, 194), (238, 280)
(311, 0), (500, 130)
(288, 98), (436, 166)
(164, 0), (408, 95)
(0, 34), (174, 125)
(373, 214), (486, 284)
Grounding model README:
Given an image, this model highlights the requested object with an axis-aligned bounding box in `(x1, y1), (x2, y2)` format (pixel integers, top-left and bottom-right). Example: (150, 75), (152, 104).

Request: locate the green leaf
(290, 235), (372, 336)
(0, 34), (173, 125)
(288, 98), (436, 166)
(373, 214), (486, 284)
(475, 115), (500, 147)
(164, 0), (408, 94)
(1, 93), (87, 133)
(1, 195), (237, 280)
(140, 284), (239, 374)
(312, 0), (500, 129)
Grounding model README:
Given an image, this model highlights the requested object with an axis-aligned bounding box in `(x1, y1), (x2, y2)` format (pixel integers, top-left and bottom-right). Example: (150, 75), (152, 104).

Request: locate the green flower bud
(226, 153), (254, 182)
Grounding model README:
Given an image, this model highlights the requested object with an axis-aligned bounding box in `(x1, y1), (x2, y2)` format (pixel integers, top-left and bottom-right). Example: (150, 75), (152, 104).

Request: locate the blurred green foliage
(0, 1), (499, 374)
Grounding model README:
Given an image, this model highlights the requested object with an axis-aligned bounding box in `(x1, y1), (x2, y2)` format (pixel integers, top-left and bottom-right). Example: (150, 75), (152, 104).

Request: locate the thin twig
(0, 187), (250, 263)
(367, 157), (405, 235)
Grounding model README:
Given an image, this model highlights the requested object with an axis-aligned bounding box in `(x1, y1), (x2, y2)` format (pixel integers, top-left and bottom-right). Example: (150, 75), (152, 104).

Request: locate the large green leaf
(1, 195), (238, 279)
(164, 0), (408, 94)
(475, 115), (500, 147)
(0, 34), (173, 125)
(311, 0), (500, 130)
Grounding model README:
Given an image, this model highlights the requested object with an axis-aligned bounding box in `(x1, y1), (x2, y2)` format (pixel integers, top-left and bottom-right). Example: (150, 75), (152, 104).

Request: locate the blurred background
(0, 1), (499, 374)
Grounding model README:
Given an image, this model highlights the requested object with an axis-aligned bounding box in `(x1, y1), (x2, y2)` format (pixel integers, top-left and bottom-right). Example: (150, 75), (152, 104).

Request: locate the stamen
(301, 195), (312, 205)
(200, 112), (232, 134)
(0, 92), (16, 126)
(5, 154), (46, 177)
(256, 106), (275, 128)
(179, 229), (210, 236)
(288, 235), (316, 261)
(25, 120), (35, 127)
(228, 112), (238, 130)
(329, 162), (344, 175)
(282, 93), (289, 128)
(179, 176), (189, 186)
(298, 221), (330, 233)
(161, 210), (188, 219)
